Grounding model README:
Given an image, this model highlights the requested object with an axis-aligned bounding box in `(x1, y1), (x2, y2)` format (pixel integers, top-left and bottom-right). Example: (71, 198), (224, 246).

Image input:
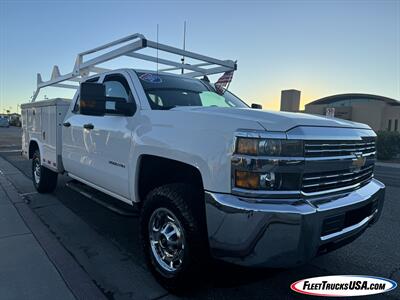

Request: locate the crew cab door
(62, 72), (137, 200)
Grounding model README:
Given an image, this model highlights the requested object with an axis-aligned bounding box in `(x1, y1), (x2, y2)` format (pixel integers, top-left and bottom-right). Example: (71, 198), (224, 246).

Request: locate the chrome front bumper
(205, 179), (385, 267)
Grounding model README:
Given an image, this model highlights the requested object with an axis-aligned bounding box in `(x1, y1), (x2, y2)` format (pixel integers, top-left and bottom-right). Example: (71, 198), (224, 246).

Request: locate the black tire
(140, 183), (208, 293)
(32, 149), (58, 193)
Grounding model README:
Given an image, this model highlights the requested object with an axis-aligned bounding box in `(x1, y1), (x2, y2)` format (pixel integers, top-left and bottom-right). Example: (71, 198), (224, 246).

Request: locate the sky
(0, 0), (399, 113)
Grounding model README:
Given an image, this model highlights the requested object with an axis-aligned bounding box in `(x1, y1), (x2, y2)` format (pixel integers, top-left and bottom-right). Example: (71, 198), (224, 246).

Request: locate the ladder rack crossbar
(125, 52), (207, 73)
(160, 62), (213, 72)
(78, 33), (145, 56)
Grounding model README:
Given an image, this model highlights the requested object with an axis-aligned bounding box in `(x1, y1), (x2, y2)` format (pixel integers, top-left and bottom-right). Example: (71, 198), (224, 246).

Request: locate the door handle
(83, 123), (94, 130)
(63, 122), (71, 127)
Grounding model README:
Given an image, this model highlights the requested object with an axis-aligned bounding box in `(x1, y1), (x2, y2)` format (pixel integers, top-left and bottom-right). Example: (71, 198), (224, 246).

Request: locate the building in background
(280, 89), (301, 112)
(304, 94), (400, 132)
(278, 91), (400, 132)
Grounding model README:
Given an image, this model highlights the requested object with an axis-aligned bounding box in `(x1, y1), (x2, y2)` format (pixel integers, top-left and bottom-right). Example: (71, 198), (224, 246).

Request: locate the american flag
(215, 70), (234, 94)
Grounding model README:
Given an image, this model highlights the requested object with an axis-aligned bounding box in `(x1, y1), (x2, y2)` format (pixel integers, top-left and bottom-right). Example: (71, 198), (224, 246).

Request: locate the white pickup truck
(21, 34), (385, 290)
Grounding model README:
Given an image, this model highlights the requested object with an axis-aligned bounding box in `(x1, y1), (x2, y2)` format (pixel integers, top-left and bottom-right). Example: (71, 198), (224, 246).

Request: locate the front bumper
(205, 179), (385, 267)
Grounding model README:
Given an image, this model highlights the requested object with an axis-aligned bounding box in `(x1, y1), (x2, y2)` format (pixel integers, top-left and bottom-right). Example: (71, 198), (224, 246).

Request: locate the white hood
(170, 107), (371, 132)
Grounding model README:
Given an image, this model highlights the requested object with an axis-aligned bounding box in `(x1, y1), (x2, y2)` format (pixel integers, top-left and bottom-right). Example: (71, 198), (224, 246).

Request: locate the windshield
(137, 72), (248, 110)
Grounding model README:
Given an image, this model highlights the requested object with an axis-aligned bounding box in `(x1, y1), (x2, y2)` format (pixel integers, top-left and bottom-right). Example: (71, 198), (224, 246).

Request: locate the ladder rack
(32, 33), (237, 102)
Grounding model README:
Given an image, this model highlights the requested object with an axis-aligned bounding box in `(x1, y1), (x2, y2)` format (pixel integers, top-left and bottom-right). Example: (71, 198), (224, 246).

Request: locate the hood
(170, 107), (371, 132)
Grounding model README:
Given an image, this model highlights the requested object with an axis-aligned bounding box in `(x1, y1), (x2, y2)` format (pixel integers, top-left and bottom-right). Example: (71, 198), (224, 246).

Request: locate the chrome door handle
(83, 123), (94, 130)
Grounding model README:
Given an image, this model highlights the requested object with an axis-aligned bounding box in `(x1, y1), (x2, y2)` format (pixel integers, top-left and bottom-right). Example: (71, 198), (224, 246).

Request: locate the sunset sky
(0, 0), (399, 113)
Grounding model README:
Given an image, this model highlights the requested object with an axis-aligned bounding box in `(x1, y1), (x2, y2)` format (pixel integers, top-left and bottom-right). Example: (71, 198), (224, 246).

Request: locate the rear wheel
(140, 183), (208, 292)
(32, 149), (58, 193)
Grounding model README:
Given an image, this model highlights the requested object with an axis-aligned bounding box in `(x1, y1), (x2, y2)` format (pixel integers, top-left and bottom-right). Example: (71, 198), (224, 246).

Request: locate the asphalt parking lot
(0, 126), (399, 300)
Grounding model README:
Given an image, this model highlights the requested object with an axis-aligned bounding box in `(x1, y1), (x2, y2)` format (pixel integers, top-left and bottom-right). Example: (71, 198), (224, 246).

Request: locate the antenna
(181, 21), (186, 74)
(156, 24), (159, 74)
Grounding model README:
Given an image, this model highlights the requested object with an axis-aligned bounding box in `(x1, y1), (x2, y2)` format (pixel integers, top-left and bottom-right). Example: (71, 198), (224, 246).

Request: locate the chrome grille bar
(302, 165), (374, 194)
(305, 142), (375, 148)
(305, 146), (375, 153)
(303, 165), (374, 182)
(304, 138), (376, 158)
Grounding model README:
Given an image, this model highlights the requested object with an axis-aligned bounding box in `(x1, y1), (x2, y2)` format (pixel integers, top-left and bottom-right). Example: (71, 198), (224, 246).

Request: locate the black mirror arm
(251, 103), (262, 109)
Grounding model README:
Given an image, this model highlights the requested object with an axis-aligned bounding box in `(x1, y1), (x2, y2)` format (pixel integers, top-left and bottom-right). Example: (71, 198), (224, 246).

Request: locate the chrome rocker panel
(205, 179), (385, 267)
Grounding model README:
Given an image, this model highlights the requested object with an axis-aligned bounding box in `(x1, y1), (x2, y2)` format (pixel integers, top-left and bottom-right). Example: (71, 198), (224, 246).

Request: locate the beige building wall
(304, 104), (325, 115)
(350, 102), (386, 131)
(382, 105), (400, 132)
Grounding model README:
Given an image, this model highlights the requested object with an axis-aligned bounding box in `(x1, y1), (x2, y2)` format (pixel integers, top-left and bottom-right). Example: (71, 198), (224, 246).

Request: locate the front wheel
(32, 149), (58, 193)
(140, 183), (208, 292)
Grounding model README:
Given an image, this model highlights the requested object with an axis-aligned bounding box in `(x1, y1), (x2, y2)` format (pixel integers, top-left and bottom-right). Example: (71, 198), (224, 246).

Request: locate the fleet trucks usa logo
(291, 275), (397, 297)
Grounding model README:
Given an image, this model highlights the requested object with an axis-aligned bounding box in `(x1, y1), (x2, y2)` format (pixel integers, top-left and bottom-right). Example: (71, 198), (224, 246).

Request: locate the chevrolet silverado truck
(21, 34), (385, 290)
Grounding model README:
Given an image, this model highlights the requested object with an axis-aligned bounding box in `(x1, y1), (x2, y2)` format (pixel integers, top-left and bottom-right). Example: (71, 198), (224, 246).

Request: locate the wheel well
(28, 141), (39, 159)
(137, 155), (204, 202)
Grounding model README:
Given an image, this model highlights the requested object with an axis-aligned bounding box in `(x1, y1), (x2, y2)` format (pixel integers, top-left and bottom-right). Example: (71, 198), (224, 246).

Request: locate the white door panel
(62, 113), (94, 180)
(81, 115), (131, 198)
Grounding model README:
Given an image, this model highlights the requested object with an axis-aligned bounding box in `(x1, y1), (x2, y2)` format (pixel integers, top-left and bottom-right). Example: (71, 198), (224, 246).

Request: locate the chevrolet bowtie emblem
(351, 152), (366, 171)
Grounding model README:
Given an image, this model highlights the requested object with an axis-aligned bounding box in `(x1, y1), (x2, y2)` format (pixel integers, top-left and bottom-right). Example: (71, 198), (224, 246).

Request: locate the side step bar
(66, 180), (139, 217)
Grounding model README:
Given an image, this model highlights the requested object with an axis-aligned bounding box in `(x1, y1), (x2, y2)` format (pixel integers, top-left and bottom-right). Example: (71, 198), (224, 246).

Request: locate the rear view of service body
(21, 33), (385, 290)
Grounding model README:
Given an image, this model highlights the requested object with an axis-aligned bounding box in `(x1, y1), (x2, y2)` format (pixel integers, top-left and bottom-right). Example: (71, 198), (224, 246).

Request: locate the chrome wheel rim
(149, 208), (185, 273)
(33, 157), (41, 184)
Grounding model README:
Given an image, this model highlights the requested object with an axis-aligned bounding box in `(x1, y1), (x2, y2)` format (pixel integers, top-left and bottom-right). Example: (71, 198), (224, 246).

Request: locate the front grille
(304, 138), (376, 158)
(302, 165), (374, 194)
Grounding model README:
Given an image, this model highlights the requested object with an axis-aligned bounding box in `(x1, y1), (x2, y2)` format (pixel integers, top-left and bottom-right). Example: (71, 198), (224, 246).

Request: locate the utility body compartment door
(41, 106), (57, 168)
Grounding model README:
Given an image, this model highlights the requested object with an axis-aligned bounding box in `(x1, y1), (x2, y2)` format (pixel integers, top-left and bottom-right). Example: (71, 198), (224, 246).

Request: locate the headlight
(236, 138), (303, 157)
(233, 136), (303, 193)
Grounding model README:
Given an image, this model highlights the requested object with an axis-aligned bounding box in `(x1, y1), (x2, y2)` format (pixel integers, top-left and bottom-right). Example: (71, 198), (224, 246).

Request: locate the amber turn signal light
(235, 170), (260, 189)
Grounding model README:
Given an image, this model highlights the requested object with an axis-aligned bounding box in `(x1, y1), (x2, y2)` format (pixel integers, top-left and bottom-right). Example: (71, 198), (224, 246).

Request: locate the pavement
(0, 171), (74, 300)
(0, 126), (399, 300)
(0, 152), (106, 299)
(376, 161), (400, 169)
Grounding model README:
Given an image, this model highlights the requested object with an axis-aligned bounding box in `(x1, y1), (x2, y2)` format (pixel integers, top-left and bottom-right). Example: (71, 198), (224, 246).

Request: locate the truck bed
(21, 98), (70, 172)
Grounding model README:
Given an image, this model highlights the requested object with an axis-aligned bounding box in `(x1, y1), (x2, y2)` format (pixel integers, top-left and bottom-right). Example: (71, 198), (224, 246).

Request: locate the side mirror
(79, 82), (106, 116)
(251, 103), (262, 109)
